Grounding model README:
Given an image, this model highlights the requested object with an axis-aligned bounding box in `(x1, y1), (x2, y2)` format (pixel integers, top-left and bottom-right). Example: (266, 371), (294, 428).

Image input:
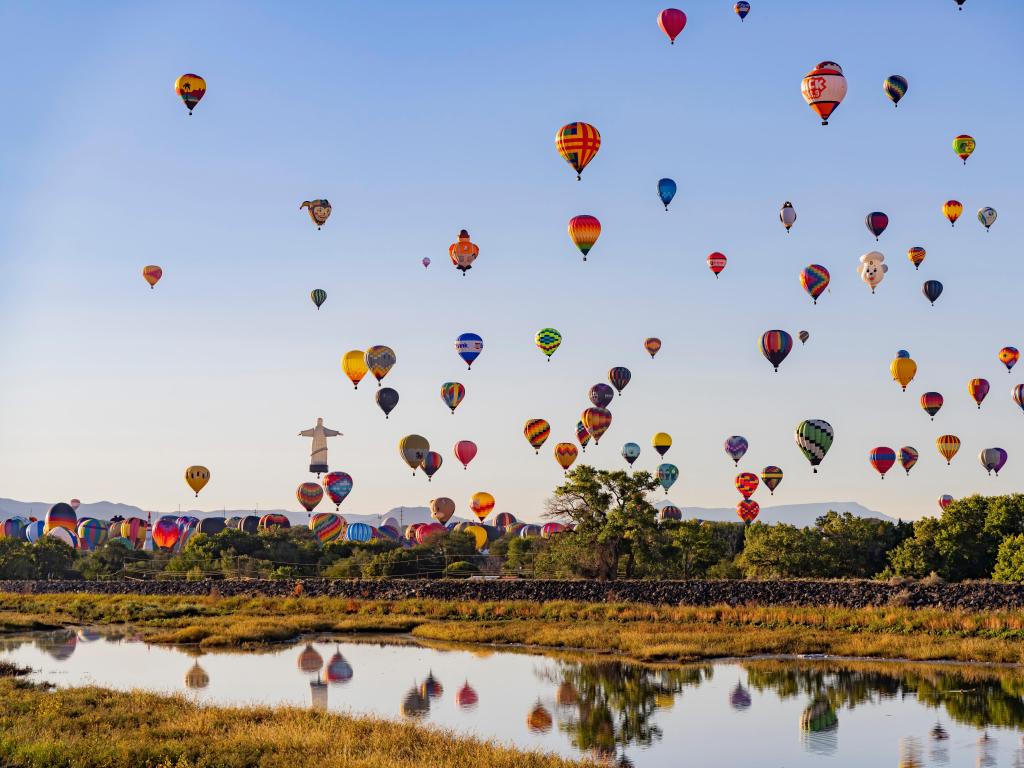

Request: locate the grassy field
(2, 592), (1024, 664)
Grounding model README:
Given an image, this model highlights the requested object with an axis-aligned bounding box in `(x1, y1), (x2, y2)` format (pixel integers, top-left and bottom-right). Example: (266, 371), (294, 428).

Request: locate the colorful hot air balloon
(922, 280), (943, 306)
(761, 466), (783, 495)
(399, 435), (430, 473)
(296, 482), (324, 513)
(1014, 384), (1024, 414)
(734, 2), (750, 21)
(943, 200), (963, 227)
(707, 252), (727, 278)
(470, 492), (495, 522)
(652, 432), (672, 457)
(858, 251), (888, 293)
(576, 421), (591, 452)
(76, 518), (106, 552)
(890, 351), (917, 391)
(869, 446), (896, 479)
(420, 451), (443, 481)
(365, 346), (396, 385)
(779, 202), (797, 232)
(795, 420), (833, 473)
(760, 330), (793, 372)
(422, 257), (431, 268)
(622, 442), (641, 466)
(899, 446), (919, 475)
(968, 378), (990, 408)
(938, 494), (954, 511)
(657, 8), (687, 43)
(978, 207), (997, 231)
(736, 500), (760, 523)
(440, 382), (465, 414)
(456, 333), (483, 369)
(536, 328), (562, 360)
(142, 265), (163, 289)
(341, 350), (368, 389)
(589, 383), (614, 408)
(999, 347), (1019, 373)
(556, 122), (601, 180)
(376, 387), (399, 418)
(801, 61), (847, 125)
(798, 330), (809, 345)
(735, 472), (759, 500)
(310, 288), (327, 309)
(300, 200), (332, 229)
(554, 443), (579, 474)
(724, 436), (749, 466)
(581, 407), (612, 444)
(454, 439), (478, 469)
(644, 337), (662, 358)
(430, 498), (455, 525)
(907, 246), (926, 270)
(657, 463), (679, 493)
(936, 435), (961, 465)
(152, 518), (180, 550)
(657, 178), (677, 210)
(952, 134), (975, 164)
(921, 392), (944, 420)
(608, 367), (631, 395)
(175, 73), (206, 114)
(323, 471), (353, 509)
(184, 466), (209, 497)
(567, 215), (601, 261)
(44, 503), (77, 534)
(659, 505), (682, 522)
(449, 229), (479, 274)
(800, 264), (830, 304)
(883, 75), (908, 107)
(980, 447), (1008, 476)
(524, 419), (551, 453)
(865, 212), (889, 240)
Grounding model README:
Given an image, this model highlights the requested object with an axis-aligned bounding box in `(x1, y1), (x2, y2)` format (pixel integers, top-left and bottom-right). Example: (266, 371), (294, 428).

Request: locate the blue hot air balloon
(622, 442), (641, 467)
(345, 522), (373, 542)
(657, 178), (677, 211)
(456, 333), (484, 369)
(922, 280), (944, 306)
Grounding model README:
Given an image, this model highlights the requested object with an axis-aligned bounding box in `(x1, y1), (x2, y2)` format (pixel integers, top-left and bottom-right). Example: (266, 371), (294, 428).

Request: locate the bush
(993, 534), (1024, 582)
(444, 561), (479, 579)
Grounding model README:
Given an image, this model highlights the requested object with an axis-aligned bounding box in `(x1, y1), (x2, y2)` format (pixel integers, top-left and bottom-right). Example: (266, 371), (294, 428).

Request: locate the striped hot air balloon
(310, 288), (327, 309)
(761, 466), (783, 495)
(936, 435), (961, 465)
(420, 451), (443, 481)
(567, 215), (601, 261)
(869, 447), (897, 479)
(523, 419), (551, 454)
(899, 446), (919, 475)
(556, 122), (601, 180)
(581, 407), (612, 444)
(920, 391), (944, 420)
(554, 442), (579, 474)
(760, 330), (793, 372)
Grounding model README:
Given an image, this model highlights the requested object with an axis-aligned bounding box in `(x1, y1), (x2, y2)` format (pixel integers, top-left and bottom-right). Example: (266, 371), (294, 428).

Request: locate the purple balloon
(724, 435), (749, 466)
(589, 383), (614, 408)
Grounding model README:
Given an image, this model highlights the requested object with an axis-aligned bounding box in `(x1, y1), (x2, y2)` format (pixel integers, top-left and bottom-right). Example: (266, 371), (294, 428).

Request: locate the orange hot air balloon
(936, 435), (961, 465)
(555, 122), (601, 180)
(523, 419), (550, 454)
(644, 338), (662, 358)
(581, 407), (612, 444)
(907, 247), (926, 270)
(470, 492), (495, 522)
(567, 215), (601, 261)
(943, 200), (963, 227)
(448, 229), (479, 275)
(175, 74), (206, 114)
(142, 265), (163, 289)
(553, 442), (579, 473)
(800, 61), (847, 125)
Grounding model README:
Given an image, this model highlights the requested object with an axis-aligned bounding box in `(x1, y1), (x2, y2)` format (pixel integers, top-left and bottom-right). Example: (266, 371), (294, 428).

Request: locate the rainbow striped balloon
(567, 215), (601, 261)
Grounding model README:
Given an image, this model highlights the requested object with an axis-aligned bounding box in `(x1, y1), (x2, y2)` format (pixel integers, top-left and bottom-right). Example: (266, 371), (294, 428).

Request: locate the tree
(884, 517), (942, 578)
(30, 538), (79, 579)
(738, 522), (826, 578)
(993, 534), (1024, 582)
(0, 539), (35, 579)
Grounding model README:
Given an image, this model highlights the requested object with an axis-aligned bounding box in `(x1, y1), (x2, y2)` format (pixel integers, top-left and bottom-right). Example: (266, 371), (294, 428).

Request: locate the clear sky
(1, 1), (1021, 523)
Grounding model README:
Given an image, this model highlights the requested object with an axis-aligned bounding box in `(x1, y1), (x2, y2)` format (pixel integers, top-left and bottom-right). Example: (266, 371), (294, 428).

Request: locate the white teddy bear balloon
(857, 251), (888, 294)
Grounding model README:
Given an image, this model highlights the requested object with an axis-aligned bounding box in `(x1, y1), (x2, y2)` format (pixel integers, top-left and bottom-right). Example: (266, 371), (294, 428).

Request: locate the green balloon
(795, 419), (833, 473)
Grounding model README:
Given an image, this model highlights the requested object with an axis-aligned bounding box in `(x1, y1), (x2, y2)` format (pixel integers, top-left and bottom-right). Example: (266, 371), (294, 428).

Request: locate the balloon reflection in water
(35, 629), (77, 661)
(402, 685), (430, 718)
(456, 681), (479, 710)
(527, 703), (553, 733)
(185, 661), (210, 689)
(310, 674), (328, 711)
(729, 681), (752, 710)
(296, 643), (323, 676)
(326, 648), (353, 684)
(420, 672), (443, 700)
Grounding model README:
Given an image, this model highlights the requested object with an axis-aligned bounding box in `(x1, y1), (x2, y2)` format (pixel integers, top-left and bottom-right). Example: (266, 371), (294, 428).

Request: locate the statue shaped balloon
(298, 417), (342, 476)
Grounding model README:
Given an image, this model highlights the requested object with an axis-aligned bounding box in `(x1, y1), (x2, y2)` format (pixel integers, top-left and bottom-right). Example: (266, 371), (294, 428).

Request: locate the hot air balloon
(555, 122), (601, 180)
(576, 421), (591, 452)
(175, 73), (206, 114)
(883, 75), (908, 107)
(456, 333), (483, 369)
(858, 251), (888, 293)
(622, 442), (641, 466)
(323, 471), (353, 509)
(657, 463), (679, 493)
(736, 500), (760, 523)
(309, 288), (327, 310)
(365, 346), (396, 385)
(865, 212), (889, 240)
(2, 518), (27, 541)
(44, 503), (76, 534)
(420, 451), (443, 481)
(795, 420), (833, 473)
(977, 207), (997, 231)
(968, 378), (990, 408)
(25, 521), (44, 544)
(760, 330), (793, 372)
(800, 264), (830, 304)
(399, 435), (430, 474)
(921, 391), (943, 420)
(657, 8), (687, 43)
(943, 200), (963, 227)
(652, 432), (672, 457)
(735, 472), (759, 500)
(907, 246), (926, 270)
(184, 466), (209, 497)
(300, 200), (331, 229)
(657, 178), (677, 210)
(47, 527), (78, 548)
(524, 419), (551, 453)
(999, 347), (1019, 373)
(761, 466), (783, 495)
(891, 351), (917, 391)
(375, 387), (399, 418)
(589, 383), (614, 408)
(952, 134), (975, 164)
(869, 446), (896, 479)
(536, 328), (562, 360)
(345, 522), (372, 542)
(494, 512), (517, 529)
(449, 229), (479, 274)
(296, 482), (324, 513)
(938, 494), (954, 511)
(923, 280), (943, 306)
(724, 436), (748, 466)
(659, 505), (682, 522)
(780, 201), (797, 232)
(554, 443), (579, 474)
(440, 382), (465, 414)
(899, 446), (919, 475)
(76, 518), (106, 552)
(644, 337), (662, 357)
(581, 407), (612, 444)
(121, 517), (148, 548)
(454, 440), (478, 469)
(309, 512), (344, 544)
(707, 252), (727, 278)
(936, 435), (961, 464)
(980, 448), (1008, 476)
(422, 257), (431, 268)
(954, 0), (966, 8)
(1014, 384), (1024, 414)
(734, 2), (750, 21)
(801, 61), (847, 125)
(567, 215), (601, 261)
(609, 367), (631, 395)
(430, 498), (455, 524)
(152, 518), (180, 550)
(798, 330), (809, 345)
(142, 265), (163, 289)
(341, 350), (368, 389)
(470, 492), (495, 522)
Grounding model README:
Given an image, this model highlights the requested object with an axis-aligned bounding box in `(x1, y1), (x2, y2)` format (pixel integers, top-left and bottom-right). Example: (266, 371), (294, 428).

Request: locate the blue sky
(1, 1), (1021, 522)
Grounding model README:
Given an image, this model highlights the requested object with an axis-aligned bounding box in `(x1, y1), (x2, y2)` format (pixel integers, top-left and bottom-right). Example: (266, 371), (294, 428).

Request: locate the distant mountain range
(0, 498), (899, 527)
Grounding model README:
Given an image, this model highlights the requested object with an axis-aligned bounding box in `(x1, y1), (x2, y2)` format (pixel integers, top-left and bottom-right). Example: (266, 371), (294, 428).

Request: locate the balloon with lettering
(657, 8), (687, 43)
(800, 61), (847, 125)
(952, 134), (975, 164)
(556, 122), (601, 180)
(734, 2), (750, 21)
(865, 212), (889, 240)
(322, 471), (353, 509)
(795, 419), (833, 473)
(454, 440), (478, 469)
(943, 200), (963, 227)
(589, 383), (614, 408)
(936, 434), (961, 465)
(707, 252), (727, 278)
(524, 419), (551, 453)
(999, 347), (1019, 373)
(899, 446), (919, 475)
(657, 178), (677, 210)
(456, 333), (484, 369)
(175, 73), (206, 114)
(907, 246), (926, 270)
(883, 75), (908, 107)
(801, 264), (830, 304)
(44, 503), (77, 534)
(724, 435), (748, 466)
(581, 407), (612, 444)
(779, 202), (797, 232)
(296, 482), (324, 513)
(760, 330), (793, 372)
(568, 215), (601, 261)
(761, 466), (783, 495)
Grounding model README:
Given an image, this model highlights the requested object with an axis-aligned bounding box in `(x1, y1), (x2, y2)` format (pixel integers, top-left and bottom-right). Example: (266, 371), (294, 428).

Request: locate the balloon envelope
(567, 215), (601, 260)
(657, 178), (677, 209)
(455, 333), (483, 368)
(801, 61), (847, 125)
(883, 75), (908, 106)
(622, 442), (641, 466)
(657, 8), (687, 42)
(523, 419), (551, 453)
(555, 122), (601, 179)
(589, 383), (614, 408)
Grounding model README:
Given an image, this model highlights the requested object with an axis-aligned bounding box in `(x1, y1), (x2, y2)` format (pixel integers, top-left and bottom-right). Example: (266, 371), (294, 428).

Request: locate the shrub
(444, 561), (479, 579)
(993, 534), (1024, 582)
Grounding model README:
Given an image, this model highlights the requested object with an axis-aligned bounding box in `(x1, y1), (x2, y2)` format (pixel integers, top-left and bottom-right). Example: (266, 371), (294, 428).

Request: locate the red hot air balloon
(869, 446), (897, 479)
(707, 252), (727, 278)
(735, 472), (759, 500)
(920, 391), (944, 420)
(968, 378), (990, 409)
(736, 500), (760, 523)
(581, 407), (612, 444)
(454, 440), (478, 469)
(657, 8), (687, 44)
(865, 212), (889, 240)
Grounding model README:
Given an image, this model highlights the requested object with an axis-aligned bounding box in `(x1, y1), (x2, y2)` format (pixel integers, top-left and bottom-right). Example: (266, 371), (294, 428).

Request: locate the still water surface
(2, 629), (1023, 766)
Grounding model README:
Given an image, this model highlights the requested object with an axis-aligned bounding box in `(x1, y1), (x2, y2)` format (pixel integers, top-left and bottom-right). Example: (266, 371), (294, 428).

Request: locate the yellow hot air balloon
(952, 134), (975, 164)
(890, 353), (917, 392)
(936, 435), (961, 465)
(398, 435), (430, 474)
(652, 432), (672, 457)
(553, 442), (579, 473)
(470, 492), (495, 522)
(462, 524), (488, 551)
(341, 350), (368, 389)
(184, 466), (210, 497)
(943, 200), (963, 227)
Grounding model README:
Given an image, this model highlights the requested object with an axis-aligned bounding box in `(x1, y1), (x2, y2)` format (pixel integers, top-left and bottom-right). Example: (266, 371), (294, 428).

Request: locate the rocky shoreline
(2, 578), (1023, 610)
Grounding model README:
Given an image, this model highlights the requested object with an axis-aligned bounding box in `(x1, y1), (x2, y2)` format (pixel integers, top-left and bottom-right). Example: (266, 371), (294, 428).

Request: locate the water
(2, 629), (1023, 766)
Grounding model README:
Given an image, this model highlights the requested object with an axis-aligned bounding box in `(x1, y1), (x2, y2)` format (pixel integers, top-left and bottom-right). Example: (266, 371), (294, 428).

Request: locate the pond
(2, 629), (1023, 766)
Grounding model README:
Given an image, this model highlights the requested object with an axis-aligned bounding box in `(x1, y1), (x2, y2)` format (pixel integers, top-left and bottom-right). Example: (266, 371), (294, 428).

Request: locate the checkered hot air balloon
(554, 443), (579, 474)
(800, 265), (830, 303)
(535, 328), (562, 360)
(735, 472), (759, 500)
(795, 420), (833, 473)
(576, 421), (591, 452)
(524, 419), (551, 454)
(736, 500), (760, 523)
(322, 471), (353, 509)
(556, 122), (601, 179)
(365, 346), (396, 384)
